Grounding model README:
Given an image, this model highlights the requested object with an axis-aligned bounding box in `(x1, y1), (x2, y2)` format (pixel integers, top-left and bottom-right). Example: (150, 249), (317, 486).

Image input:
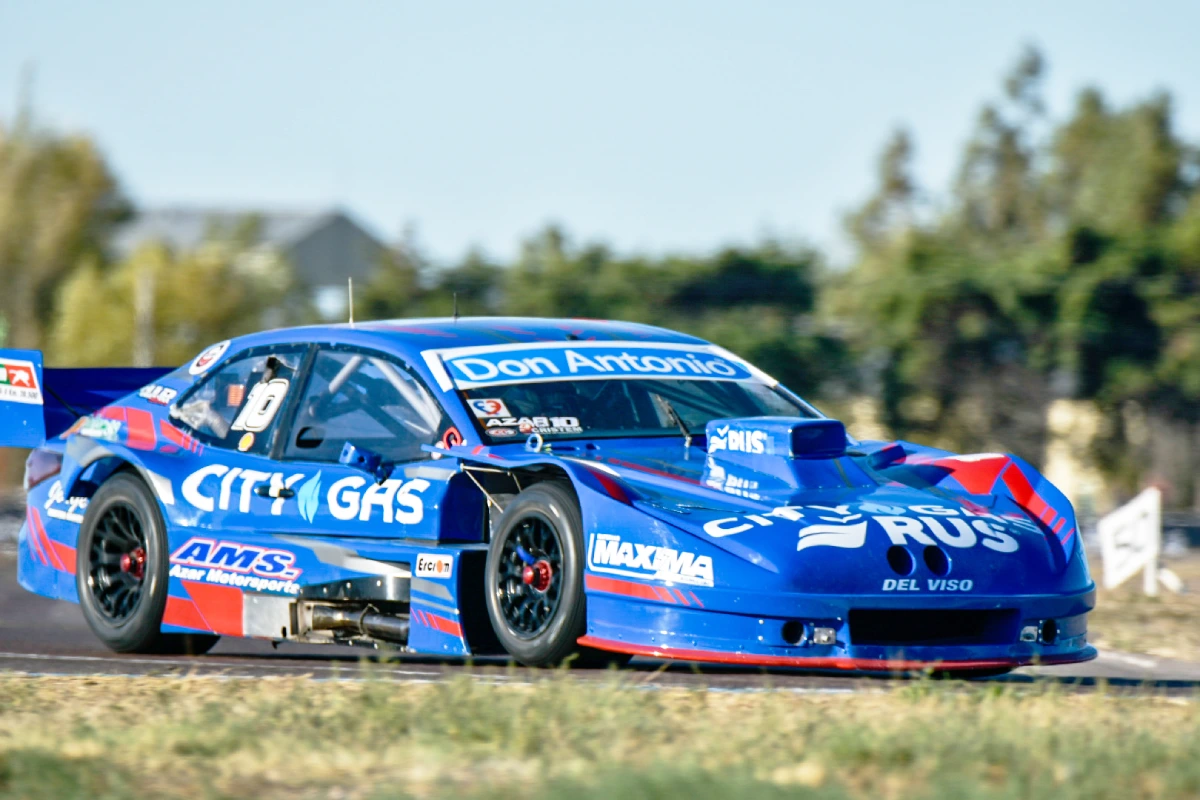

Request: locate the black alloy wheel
(496, 514), (565, 637)
(87, 501), (149, 622)
(484, 481), (630, 668)
(76, 472), (219, 655)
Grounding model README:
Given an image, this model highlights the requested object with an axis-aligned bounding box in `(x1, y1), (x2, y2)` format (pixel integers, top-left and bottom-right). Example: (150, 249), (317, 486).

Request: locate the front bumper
(581, 577), (1097, 672)
(577, 636), (1097, 672)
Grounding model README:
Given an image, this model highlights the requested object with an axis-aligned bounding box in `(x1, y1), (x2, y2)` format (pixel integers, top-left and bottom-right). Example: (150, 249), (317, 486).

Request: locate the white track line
(1098, 651), (1158, 670)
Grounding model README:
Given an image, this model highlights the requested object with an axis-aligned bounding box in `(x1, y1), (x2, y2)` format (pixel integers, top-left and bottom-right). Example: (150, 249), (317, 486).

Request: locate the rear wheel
(76, 473), (219, 655)
(484, 482), (629, 668)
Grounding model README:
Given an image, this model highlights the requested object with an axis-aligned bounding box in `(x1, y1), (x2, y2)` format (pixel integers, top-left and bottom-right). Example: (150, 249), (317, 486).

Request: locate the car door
(167, 344), (312, 539)
(275, 346), (468, 541)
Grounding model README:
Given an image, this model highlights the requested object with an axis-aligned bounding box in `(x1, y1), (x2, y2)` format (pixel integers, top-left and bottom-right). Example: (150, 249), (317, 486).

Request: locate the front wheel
(484, 482), (628, 668)
(76, 472), (219, 655)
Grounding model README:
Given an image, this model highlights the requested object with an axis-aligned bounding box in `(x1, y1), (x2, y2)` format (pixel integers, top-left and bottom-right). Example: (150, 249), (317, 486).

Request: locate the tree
(1049, 90), (1186, 234)
(49, 240), (304, 367)
(837, 45), (1200, 507)
(845, 128), (919, 255)
(0, 117), (129, 349)
(835, 49), (1066, 459)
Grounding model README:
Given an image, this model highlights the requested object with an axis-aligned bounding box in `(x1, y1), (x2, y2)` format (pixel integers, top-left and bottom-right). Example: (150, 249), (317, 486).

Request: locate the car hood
(457, 416), (1088, 595)
(516, 424), (1087, 596)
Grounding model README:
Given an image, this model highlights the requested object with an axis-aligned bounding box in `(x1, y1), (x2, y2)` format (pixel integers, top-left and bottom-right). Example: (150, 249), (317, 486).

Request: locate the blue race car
(0, 318), (1096, 672)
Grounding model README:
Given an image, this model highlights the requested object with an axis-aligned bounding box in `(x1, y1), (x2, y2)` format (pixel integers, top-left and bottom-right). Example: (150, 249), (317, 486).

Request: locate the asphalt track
(2, 540), (1199, 694)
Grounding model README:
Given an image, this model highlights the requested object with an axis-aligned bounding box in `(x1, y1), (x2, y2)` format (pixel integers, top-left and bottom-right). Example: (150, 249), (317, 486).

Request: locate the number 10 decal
(232, 379), (290, 433)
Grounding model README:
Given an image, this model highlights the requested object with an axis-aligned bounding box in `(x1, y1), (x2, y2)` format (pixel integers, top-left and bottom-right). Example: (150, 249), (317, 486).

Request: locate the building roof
(110, 207), (374, 260)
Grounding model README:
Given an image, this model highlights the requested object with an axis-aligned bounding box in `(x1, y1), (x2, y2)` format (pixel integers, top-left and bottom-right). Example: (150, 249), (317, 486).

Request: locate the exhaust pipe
(310, 605), (410, 645)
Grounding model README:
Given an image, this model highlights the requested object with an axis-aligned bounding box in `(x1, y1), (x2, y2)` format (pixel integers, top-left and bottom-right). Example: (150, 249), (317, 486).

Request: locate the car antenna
(347, 277), (355, 327)
(453, 292), (459, 322)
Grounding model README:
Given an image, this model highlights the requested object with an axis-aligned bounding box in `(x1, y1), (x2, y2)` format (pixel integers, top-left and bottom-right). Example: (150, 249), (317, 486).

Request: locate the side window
(285, 349), (447, 463)
(171, 348), (304, 455)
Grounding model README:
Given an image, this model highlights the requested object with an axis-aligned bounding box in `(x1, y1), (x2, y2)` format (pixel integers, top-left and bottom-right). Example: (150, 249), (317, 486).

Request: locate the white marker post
(1097, 487), (1181, 595)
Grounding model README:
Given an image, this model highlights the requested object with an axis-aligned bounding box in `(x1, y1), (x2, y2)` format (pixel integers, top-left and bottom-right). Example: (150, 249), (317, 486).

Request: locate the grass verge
(0, 672), (1197, 799)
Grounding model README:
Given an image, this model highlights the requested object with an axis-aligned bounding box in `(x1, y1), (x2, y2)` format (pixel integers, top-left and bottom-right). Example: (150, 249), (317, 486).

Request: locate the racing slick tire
(485, 482), (630, 668)
(76, 472), (219, 656)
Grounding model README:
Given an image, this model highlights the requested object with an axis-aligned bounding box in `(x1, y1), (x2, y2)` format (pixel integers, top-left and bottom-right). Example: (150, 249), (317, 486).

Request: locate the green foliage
(13, 43), (1200, 498)
(359, 242), (506, 320)
(361, 225), (847, 399)
(836, 47), (1200, 493)
(48, 241), (309, 367)
(0, 118), (129, 350)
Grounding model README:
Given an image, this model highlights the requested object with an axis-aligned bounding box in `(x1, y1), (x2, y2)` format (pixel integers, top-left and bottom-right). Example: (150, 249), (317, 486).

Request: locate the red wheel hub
(120, 547), (146, 580)
(521, 560), (553, 592)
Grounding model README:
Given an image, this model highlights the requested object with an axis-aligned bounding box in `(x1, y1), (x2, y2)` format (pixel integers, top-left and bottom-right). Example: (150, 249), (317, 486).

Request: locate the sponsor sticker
(468, 398), (511, 418)
(190, 340), (231, 375)
(43, 480), (89, 523)
(182, 465), (307, 516)
(180, 466), (432, 526)
(425, 342), (758, 390)
(587, 533), (714, 587)
(439, 427), (463, 448)
(237, 432), (255, 452)
(326, 476), (430, 525)
(486, 427), (518, 437)
(79, 417), (122, 442)
(485, 416), (583, 435)
(0, 357), (42, 405)
(708, 425), (773, 455)
(138, 384), (178, 405)
(700, 501), (1032, 555)
(882, 578), (974, 592)
(231, 379), (289, 433)
(170, 536), (302, 594)
(415, 553), (454, 579)
(297, 472), (322, 523)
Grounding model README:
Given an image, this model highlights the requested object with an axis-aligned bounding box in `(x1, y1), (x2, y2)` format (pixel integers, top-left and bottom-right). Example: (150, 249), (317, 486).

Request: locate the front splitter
(577, 635), (1098, 672)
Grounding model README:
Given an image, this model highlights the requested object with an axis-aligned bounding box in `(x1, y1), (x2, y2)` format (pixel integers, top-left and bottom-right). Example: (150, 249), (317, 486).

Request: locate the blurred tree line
(835, 47), (1200, 506)
(5, 47), (1200, 506)
(358, 227), (847, 405)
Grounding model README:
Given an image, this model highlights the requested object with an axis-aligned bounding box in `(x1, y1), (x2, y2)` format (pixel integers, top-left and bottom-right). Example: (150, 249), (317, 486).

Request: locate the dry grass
(0, 551), (1197, 798)
(1089, 552), (1200, 661)
(0, 672), (1198, 799)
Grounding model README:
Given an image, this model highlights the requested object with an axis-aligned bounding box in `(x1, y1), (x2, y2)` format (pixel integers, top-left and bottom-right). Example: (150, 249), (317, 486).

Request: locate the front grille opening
(850, 609), (1019, 646)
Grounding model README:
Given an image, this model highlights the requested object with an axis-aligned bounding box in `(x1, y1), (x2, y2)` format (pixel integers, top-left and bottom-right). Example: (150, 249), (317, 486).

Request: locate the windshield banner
(422, 342), (764, 390)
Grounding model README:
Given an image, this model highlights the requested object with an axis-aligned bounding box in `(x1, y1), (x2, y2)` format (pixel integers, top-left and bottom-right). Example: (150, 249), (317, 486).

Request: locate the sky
(2, 1), (1198, 265)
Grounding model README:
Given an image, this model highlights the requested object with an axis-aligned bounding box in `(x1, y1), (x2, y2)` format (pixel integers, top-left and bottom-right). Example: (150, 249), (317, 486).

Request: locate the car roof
(223, 317), (709, 356)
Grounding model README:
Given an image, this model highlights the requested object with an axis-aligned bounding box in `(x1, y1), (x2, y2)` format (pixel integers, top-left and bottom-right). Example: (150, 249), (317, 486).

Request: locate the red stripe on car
(123, 407), (158, 450)
(29, 507), (66, 572)
(163, 595), (211, 632)
(586, 574), (677, 604)
(24, 507), (48, 566)
(181, 581), (244, 637)
(417, 608), (463, 637)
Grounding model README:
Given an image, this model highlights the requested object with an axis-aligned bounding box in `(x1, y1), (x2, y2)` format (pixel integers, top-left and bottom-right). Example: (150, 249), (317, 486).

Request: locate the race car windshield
(461, 378), (817, 441)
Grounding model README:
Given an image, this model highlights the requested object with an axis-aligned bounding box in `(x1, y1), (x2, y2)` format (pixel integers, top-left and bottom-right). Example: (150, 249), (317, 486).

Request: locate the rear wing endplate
(0, 348), (171, 448)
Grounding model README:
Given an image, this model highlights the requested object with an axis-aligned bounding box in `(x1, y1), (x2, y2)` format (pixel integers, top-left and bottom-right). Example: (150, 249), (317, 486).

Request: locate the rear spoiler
(0, 348), (171, 448)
